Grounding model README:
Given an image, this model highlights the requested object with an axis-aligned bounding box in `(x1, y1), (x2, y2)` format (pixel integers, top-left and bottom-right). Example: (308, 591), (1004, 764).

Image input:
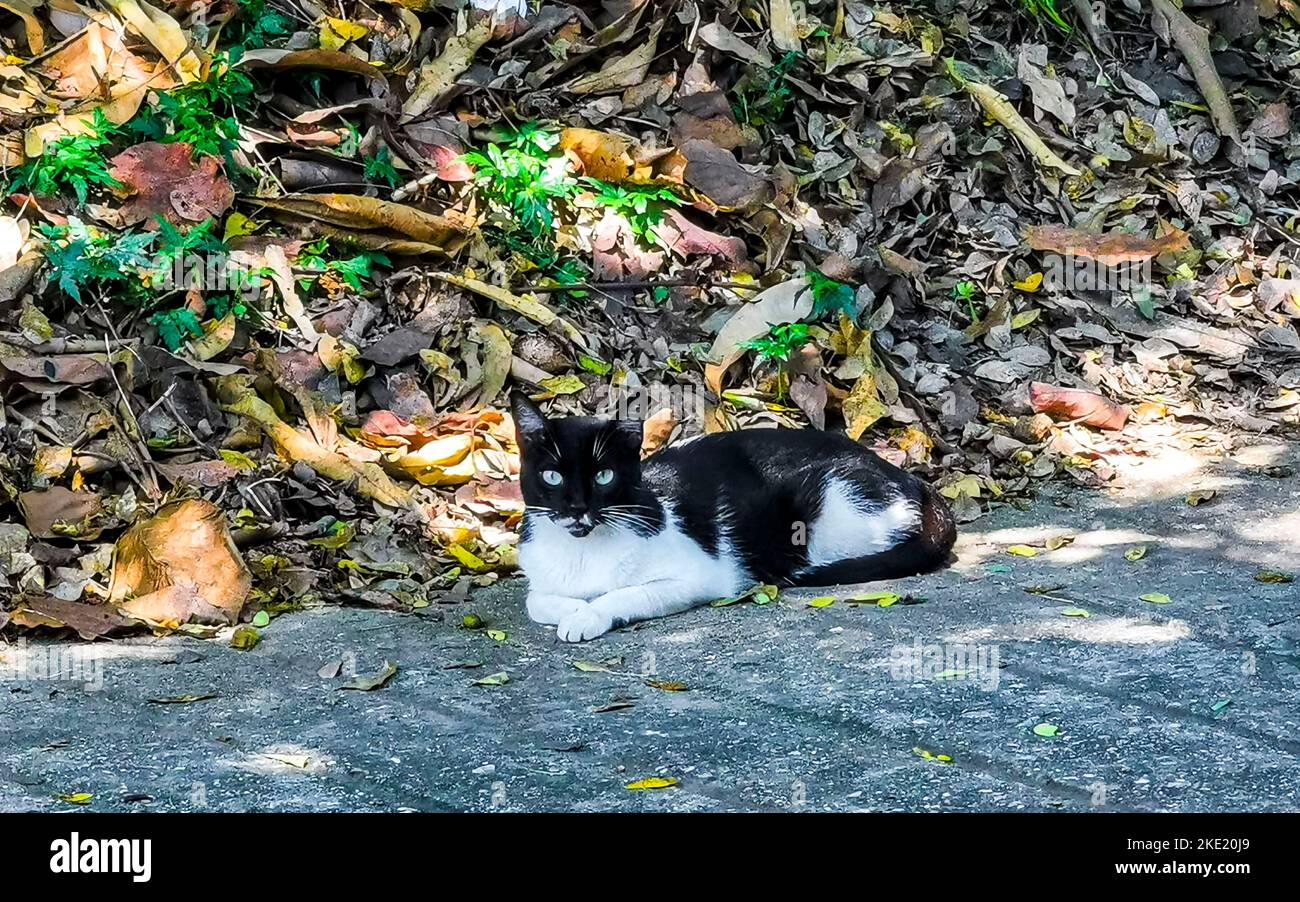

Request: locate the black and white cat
(512, 393), (956, 642)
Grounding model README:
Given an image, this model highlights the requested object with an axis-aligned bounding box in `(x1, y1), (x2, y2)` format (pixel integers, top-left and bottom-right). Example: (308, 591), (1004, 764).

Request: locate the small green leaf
(1255, 569), (1294, 584)
(846, 590), (902, 606)
(933, 668), (970, 680)
(1033, 722), (1059, 738)
(911, 746), (953, 764)
(1140, 592), (1172, 605)
(230, 625), (260, 650)
(577, 354), (612, 375)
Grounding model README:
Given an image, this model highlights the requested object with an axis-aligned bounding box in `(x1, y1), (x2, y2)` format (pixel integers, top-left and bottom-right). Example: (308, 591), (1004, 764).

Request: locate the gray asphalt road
(2, 439), (1298, 811)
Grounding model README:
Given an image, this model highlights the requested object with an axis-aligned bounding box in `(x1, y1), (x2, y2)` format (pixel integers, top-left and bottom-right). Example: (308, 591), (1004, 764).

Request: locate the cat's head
(511, 392), (643, 537)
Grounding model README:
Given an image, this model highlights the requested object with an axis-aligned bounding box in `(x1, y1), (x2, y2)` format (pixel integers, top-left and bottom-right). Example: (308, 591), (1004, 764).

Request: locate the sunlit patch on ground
(230, 744), (334, 776)
(947, 616), (1193, 646)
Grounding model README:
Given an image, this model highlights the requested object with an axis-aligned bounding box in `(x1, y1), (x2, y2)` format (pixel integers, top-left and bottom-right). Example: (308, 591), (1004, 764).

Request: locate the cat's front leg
(555, 580), (706, 642)
(526, 592), (587, 626)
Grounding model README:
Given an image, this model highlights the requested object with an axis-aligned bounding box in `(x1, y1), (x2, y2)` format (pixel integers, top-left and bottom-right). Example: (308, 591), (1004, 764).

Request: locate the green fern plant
(582, 179), (683, 243)
(463, 131), (578, 240)
(9, 112), (122, 206)
(38, 218), (153, 303)
(740, 322), (812, 366)
(124, 52), (255, 159)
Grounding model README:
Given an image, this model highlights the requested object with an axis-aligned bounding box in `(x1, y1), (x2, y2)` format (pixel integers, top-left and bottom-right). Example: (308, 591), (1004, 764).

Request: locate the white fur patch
(804, 477), (919, 568)
(519, 505), (747, 639)
(520, 507), (745, 602)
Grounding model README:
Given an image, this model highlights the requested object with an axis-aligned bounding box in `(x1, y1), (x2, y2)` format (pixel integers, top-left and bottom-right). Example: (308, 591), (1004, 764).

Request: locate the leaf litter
(1, 0), (1299, 652)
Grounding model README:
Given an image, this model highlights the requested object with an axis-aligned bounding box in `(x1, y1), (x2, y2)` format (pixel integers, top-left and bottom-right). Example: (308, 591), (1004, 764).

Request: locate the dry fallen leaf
(1023, 225), (1190, 268)
(108, 142), (235, 226)
(107, 499), (251, 625)
(705, 278), (810, 395)
(1029, 382), (1130, 431)
(340, 661), (399, 691)
(222, 386), (415, 511)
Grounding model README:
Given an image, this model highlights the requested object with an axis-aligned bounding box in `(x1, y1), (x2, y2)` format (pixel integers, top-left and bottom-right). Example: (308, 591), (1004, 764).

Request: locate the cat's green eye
(595, 468), (615, 486)
(541, 470), (563, 486)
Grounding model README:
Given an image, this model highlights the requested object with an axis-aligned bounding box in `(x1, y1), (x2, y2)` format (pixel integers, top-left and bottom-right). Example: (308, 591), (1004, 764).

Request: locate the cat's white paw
(555, 606), (614, 642)
(526, 593), (586, 625)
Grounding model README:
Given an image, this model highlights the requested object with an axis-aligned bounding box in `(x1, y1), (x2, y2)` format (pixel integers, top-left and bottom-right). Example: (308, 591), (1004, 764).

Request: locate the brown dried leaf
(1029, 383), (1130, 431)
(1023, 224), (1190, 267)
(255, 193), (471, 251)
(401, 16), (494, 121)
(108, 499), (251, 624)
(109, 142), (234, 226)
(680, 140), (773, 211)
(640, 407), (678, 457)
(222, 386), (414, 509)
(16, 488), (102, 539)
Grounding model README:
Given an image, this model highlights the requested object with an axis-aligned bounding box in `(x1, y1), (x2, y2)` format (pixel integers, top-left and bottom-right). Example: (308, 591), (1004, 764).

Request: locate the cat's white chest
(518, 510), (745, 601)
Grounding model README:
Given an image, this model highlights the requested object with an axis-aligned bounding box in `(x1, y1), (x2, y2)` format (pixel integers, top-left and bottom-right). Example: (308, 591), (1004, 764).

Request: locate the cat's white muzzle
(555, 513), (595, 537)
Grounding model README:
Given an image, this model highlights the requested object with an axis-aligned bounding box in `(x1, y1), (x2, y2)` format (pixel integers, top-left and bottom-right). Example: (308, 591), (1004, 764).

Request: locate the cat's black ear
(612, 418), (644, 453)
(510, 391), (547, 444)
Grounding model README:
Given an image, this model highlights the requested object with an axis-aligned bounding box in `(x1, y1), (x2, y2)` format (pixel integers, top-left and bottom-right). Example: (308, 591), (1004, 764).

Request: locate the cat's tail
(796, 482), (957, 585)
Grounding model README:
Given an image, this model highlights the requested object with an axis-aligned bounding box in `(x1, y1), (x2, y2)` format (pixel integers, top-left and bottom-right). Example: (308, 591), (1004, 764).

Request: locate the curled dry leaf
(704, 277), (809, 394)
(263, 244), (320, 348)
(640, 407), (678, 457)
(254, 194), (473, 252)
(358, 407), (517, 486)
(222, 385), (414, 509)
(237, 47), (388, 81)
(100, 0), (202, 83)
(107, 499), (251, 625)
(339, 660), (399, 691)
(1023, 224), (1190, 267)
(961, 79), (1080, 176)
(1029, 382), (1130, 431)
(432, 273), (588, 349)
